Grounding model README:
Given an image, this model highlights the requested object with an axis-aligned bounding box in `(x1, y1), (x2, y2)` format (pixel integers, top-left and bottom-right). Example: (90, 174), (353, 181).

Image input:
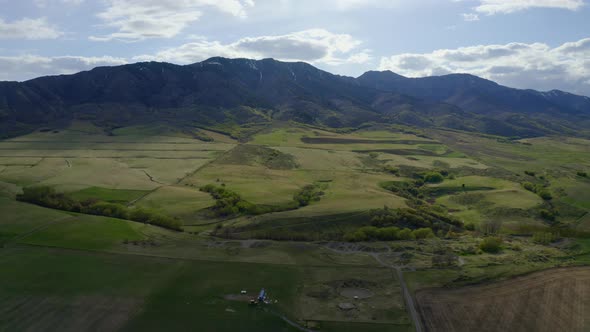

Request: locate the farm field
(415, 267), (590, 332)
(1, 122), (590, 331)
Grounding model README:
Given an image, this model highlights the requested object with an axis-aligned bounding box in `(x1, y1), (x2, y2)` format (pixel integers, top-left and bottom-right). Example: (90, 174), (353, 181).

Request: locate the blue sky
(1, 0), (589, 96)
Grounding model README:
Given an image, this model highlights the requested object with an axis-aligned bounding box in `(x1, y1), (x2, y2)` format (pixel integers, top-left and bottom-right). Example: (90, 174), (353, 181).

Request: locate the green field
(2, 122), (590, 331)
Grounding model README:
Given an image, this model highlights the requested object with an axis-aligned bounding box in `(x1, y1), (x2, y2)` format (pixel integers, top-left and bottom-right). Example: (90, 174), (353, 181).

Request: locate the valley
(1, 120), (590, 331)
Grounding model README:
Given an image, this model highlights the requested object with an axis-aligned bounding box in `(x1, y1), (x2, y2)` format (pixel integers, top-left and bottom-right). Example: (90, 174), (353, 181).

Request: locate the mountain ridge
(1, 57), (588, 139)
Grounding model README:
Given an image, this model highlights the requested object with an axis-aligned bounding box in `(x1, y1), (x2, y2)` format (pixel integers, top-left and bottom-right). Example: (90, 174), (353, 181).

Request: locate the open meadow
(1, 122), (590, 331)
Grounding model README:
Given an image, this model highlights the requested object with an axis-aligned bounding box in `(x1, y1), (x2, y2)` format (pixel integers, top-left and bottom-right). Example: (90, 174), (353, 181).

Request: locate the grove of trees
(17, 186), (183, 231)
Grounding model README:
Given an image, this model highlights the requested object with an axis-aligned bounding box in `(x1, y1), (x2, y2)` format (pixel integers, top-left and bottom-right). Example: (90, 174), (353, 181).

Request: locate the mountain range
(1, 57), (589, 138)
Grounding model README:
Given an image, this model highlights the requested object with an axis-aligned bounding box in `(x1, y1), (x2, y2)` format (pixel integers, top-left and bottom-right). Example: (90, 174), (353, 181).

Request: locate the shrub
(129, 208), (152, 223)
(293, 184), (324, 207)
(522, 182), (535, 192)
(343, 230), (368, 242)
(479, 237), (503, 253)
(376, 227), (400, 240)
(537, 190), (552, 200)
(423, 172), (444, 184)
(382, 166), (400, 176)
(344, 225), (420, 242)
(524, 170), (536, 177)
(412, 227), (435, 239)
(398, 228), (415, 240)
(82, 202), (128, 219)
(539, 209), (557, 221)
(577, 171), (588, 178)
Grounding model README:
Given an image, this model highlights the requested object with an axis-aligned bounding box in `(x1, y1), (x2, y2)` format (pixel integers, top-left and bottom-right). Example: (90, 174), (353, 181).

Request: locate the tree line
(200, 182), (325, 217)
(17, 186), (183, 231)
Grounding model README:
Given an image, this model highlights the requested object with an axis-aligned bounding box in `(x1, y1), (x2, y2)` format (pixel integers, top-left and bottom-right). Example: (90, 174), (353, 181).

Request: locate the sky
(1, 0), (589, 96)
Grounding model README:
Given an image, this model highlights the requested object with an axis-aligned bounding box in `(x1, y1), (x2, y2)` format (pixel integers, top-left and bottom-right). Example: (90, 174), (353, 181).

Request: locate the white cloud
(473, 0), (585, 15)
(0, 17), (63, 39)
(62, 0), (85, 4)
(462, 13), (480, 21)
(1, 29), (369, 81)
(134, 29), (371, 66)
(91, 0), (255, 41)
(35, 0), (85, 7)
(325, 0), (401, 10)
(379, 37), (590, 96)
(0, 55), (127, 81)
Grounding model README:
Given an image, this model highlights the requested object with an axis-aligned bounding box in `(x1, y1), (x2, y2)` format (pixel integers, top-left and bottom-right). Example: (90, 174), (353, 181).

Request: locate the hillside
(1, 57), (589, 139)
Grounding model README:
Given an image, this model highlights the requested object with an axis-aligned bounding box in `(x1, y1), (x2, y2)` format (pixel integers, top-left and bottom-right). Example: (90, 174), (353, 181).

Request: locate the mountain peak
(358, 70), (406, 80)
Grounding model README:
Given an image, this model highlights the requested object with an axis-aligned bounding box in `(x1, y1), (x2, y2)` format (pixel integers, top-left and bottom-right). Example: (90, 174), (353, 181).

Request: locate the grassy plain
(1, 122), (590, 331)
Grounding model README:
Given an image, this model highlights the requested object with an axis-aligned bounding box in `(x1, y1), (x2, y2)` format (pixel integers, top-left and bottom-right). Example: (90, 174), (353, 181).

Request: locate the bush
(376, 227), (400, 240)
(524, 170), (536, 177)
(577, 171), (587, 178)
(343, 225), (423, 242)
(412, 227), (435, 239)
(479, 237), (503, 253)
(522, 182), (535, 192)
(293, 184), (324, 207)
(537, 190), (552, 200)
(343, 229), (368, 242)
(423, 172), (444, 184)
(382, 166), (399, 176)
(539, 209), (557, 221)
(82, 202), (128, 219)
(398, 228), (415, 240)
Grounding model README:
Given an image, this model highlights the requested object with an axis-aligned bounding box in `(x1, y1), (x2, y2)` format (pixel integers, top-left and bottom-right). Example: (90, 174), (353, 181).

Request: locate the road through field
(396, 267), (422, 332)
(371, 251), (423, 332)
(323, 243), (422, 332)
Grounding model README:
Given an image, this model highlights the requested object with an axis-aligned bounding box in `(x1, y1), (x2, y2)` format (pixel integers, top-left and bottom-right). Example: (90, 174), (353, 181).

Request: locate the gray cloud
(0, 17), (62, 40)
(235, 37), (328, 61)
(1, 29), (370, 81)
(379, 37), (590, 96)
(134, 29), (370, 66)
(0, 55), (127, 82)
